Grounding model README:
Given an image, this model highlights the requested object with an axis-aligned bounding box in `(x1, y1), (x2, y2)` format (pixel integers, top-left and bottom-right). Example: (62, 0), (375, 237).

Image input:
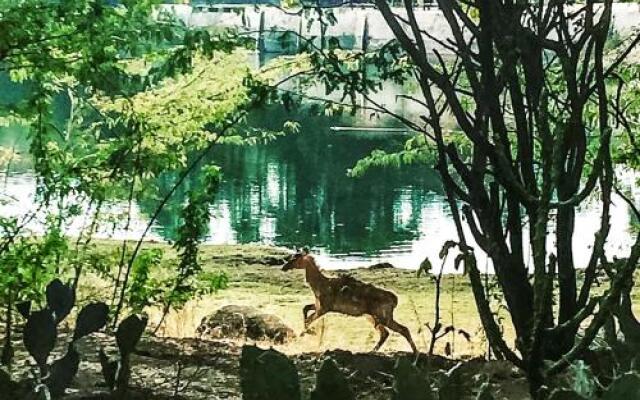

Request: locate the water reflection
(141, 108), (445, 260)
(1, 106), (638, 271)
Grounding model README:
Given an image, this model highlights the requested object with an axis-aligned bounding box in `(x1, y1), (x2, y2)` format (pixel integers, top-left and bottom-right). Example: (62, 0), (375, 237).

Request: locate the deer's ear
(302, 247), (309, 255)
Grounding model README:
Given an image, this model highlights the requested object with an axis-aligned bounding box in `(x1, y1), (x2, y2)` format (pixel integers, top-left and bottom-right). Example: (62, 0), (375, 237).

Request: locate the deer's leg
(304, 298), (327, 330)
(304, 309), (324, 330)
(369, 316), (389, 352)
(304, 298), (323, 329)
(303, 304), (315, 321)
(384, 319), (418, 354)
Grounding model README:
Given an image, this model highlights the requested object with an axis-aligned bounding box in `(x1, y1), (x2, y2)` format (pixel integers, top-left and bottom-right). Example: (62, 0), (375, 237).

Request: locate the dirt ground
(55, 333), (528, 399)
(12, 243), (524, 399)
(9, 243), (638, 399)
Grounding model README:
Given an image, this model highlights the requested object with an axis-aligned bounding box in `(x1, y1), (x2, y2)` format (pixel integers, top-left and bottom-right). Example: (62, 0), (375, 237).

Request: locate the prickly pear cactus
(107, 313), (148, 395)
(21, 279), (109, 398)
(392, 357), (433, 400)
(116, 314), (148, 356)
(73, 302), (110, 341)
(45, 279), (75, 323)
(436, 362), (466, 400)
(99, 347), (118, 391)
(0, 368), (18, 393)
(548, 373), (640, 400)
(310, 358), (354, 400)
(23, 309), (57, 372)
(47, 346), (80, 398)
(240, 345), (300, 400)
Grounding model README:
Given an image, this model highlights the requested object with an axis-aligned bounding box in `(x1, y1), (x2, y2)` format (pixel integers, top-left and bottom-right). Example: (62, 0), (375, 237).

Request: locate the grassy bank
(71, 241), (640, 358)
(81, 241), (514, 358)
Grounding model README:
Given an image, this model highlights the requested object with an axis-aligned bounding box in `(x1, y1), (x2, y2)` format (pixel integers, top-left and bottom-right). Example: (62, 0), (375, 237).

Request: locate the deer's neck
(304, 261), (327, 292)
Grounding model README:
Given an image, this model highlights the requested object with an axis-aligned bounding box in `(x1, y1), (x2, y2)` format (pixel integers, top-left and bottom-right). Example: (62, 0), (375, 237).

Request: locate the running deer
(282, 248), (418, 353)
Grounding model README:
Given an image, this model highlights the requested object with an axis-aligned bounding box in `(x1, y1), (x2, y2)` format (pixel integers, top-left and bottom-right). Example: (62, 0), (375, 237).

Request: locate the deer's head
(282, 247), (310, 271)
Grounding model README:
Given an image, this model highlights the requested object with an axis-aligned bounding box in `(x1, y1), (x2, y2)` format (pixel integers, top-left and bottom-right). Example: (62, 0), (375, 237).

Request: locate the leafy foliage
(95, 52), (257, 173)
(99, 313), (148, 395)
(127, 248), (164, 313)
(0, 0), (245, 95)
(611, 63), (640, 170)
(348, 135), (436, 178)
(162, 165), (228, 314)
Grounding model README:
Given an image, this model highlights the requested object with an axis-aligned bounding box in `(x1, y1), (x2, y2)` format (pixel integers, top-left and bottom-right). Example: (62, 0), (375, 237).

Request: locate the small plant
(569, 360), (599, 398)
(0, 228), (71, 367)
(152, 166), (227, 332)
(127, 248), (165, 314)
(20, 279), (109, 398)
(419, 242), (471, 357)
(99, 313), (148, 396)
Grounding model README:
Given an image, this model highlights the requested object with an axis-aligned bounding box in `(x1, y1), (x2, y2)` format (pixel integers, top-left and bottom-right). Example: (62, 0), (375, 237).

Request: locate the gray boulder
(196, 305), (294, 344)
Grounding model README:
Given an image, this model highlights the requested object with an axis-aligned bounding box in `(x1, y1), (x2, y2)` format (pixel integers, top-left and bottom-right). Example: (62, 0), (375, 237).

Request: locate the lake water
(1, 104), (638, 271)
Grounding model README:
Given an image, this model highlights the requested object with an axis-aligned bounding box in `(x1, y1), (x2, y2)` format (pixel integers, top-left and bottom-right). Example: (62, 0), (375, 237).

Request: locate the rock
(368, 262), (396, 270)
(261, 255), (288, 266)
(196, 305), (294, 344)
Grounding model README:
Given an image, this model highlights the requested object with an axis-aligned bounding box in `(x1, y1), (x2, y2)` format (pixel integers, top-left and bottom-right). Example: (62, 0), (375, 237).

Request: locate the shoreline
(80, 240), (503, 356)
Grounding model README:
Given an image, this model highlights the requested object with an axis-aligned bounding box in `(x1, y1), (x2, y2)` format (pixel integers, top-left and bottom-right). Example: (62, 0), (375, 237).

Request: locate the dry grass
(81, 242), (640, 359)
(131, 244), (517, 358)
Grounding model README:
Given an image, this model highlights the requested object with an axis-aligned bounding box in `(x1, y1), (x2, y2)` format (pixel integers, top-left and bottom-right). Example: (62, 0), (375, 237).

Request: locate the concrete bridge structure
(159, 3), (640, 54)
